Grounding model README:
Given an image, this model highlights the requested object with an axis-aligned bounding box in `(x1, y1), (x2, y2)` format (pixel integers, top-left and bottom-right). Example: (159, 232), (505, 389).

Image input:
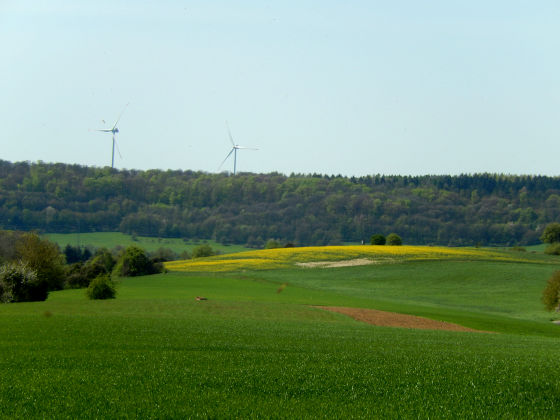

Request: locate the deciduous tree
(540, 223), (560, 244)
(387, 233), (403, 246)
(16, 232), (65, 290)
(370, 234), (386, 245)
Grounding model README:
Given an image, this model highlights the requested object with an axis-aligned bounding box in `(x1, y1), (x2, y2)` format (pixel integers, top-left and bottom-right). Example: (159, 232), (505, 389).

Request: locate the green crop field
(43, 231), (252, 254)
(1, 246), (560, 418)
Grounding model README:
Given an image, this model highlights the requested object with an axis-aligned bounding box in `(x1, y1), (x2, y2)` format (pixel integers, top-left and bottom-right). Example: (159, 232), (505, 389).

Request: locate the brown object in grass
(314, 306), (493, 333)
(276, 283), (288, 293)
(195, 296), (208, 301)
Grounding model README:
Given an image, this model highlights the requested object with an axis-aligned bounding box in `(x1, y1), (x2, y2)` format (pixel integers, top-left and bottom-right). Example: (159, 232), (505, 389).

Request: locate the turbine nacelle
(94, 103), (129, 168)
(218, 122), (258, 175)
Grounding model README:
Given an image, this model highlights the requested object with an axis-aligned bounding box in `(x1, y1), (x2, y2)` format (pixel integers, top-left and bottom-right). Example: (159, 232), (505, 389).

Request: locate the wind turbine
(218, 122), (258, 175)
(95, 103), (129, 168)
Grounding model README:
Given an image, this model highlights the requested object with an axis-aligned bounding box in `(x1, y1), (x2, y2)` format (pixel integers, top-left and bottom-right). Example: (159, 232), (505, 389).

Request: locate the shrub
(113, 246), (161, 277)
(544, 243), (560, 256)
(179, 250), (192, 260)
(0, 261), (48, 303)
(265, 239), (282, 249)
(65, 262), (88, 289)
(65, 248), (117, 289)
(370, 234), (386, 245)
(93, 248), (117, 272)
(86, 274), (116, 300)
(386, 233), (403, 246)
(192, 244), (214, 258)
(542, 270), (560, 312)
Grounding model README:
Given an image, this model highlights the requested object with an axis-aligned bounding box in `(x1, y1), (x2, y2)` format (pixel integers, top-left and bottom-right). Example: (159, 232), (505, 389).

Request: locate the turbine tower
(218, 122), (258, 175)
(96, 103), (129, 168)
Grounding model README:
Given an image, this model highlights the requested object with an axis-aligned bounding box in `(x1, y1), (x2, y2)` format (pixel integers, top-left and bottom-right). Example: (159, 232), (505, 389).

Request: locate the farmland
(1, 245), (559, 418)
(43, 231), (251, 254)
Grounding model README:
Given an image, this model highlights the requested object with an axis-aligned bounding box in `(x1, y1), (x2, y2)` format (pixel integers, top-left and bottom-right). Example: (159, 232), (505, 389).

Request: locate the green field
(1, 246), (560, 418)
(43, 231), (252, 254)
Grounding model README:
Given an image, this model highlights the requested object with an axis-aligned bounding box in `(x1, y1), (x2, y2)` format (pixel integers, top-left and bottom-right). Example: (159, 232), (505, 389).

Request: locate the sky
(1, 0), (559, 176)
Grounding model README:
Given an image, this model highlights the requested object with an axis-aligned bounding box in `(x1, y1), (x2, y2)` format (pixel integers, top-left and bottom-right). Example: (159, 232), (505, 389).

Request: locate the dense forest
(1, 160), (559, 247)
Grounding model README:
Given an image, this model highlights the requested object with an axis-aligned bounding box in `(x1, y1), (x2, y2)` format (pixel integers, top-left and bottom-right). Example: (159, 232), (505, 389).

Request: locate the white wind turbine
(95, 103), (129, 168)
(218, 122), (258, 175)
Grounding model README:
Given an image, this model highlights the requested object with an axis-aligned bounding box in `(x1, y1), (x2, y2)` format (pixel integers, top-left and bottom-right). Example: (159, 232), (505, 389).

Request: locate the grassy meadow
(1, 245), (560, 418)
(43, 231), (252, 254)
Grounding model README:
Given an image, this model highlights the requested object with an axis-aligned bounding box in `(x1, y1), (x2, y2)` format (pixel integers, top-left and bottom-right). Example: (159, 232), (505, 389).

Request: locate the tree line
(1, 160), (560, 246)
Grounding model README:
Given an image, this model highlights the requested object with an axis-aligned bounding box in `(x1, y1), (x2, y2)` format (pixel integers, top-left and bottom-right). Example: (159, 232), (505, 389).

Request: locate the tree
(540, 223), (560, 244)
(0, 261), (48, 303)
(386, 233), (403, 246)
(113, 246), (161, 277)
(65, 249), (116, 289)
(63, 244), (82, 264)
(91, 248), (116, 273)
(16, 232), (65, 290)
(192, 244), (214, 258)
(542, 270), (560, 312)
(370, 234), (386, 245)
(149, 247), (177, 263)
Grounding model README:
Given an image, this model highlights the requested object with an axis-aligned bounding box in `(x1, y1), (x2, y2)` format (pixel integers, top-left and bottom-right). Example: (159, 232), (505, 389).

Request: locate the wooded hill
(1, 160), (559, 247)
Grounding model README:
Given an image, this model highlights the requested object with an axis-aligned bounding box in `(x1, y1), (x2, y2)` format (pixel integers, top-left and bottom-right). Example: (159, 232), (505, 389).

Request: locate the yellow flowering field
(165, 245), (539, 273)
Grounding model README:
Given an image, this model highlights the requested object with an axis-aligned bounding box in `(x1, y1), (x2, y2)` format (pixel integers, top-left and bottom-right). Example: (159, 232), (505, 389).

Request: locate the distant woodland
(1, 160), (559, 247)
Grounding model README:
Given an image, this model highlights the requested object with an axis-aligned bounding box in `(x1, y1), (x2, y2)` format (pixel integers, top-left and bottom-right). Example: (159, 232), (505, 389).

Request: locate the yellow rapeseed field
(165, 245), (537, 273)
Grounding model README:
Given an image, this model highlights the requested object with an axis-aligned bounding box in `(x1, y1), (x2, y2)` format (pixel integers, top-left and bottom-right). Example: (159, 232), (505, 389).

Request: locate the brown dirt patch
(315, 306), (493, 333)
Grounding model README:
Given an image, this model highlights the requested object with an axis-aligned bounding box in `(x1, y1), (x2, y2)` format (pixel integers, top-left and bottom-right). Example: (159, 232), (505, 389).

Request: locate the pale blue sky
(1, 1), (559, 175)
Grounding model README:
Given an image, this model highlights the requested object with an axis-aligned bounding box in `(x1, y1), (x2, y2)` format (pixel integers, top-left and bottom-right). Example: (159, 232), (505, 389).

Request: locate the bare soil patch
(315, 306), (493, 333)
(297, 258), (375, 268)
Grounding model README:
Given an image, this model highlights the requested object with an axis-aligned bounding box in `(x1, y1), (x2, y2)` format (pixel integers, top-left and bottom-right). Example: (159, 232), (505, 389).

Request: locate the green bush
(542, 270), (560, 312)
(370, 234), (386, 245)
(192, 244), (214, 258)
(386, 233), (403, 246)
(113, 246), (161, 277)
(86, 274), (116, 300)
(0, 261), (48, 303)
(265, 239), (282, 249)
(65, 248), (117, 289)
(544, 243), (560, 256)
(178, 250), (191, 260)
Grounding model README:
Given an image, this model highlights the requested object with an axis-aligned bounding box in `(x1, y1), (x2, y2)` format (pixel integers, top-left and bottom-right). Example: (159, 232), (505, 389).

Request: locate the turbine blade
(225, 121), (235, 146)
(218, 148), (235, 170)
(235, 146), (258, 150)
(112, 102), (130, 130)
(115, 139), (123, 159)
(96, 129), (113, 132)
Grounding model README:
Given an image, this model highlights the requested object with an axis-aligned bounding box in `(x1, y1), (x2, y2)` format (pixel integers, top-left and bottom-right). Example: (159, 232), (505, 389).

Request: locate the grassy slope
(1, 253), (560, 417)
(243, 259), (560, 337)
(43, 231), (251, 254)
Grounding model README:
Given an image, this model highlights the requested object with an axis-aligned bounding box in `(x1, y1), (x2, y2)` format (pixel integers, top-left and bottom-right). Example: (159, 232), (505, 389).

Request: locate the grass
(522, 244), (548, 253)
(1, 245), (560, 417)
(43, 231), (252, 254)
